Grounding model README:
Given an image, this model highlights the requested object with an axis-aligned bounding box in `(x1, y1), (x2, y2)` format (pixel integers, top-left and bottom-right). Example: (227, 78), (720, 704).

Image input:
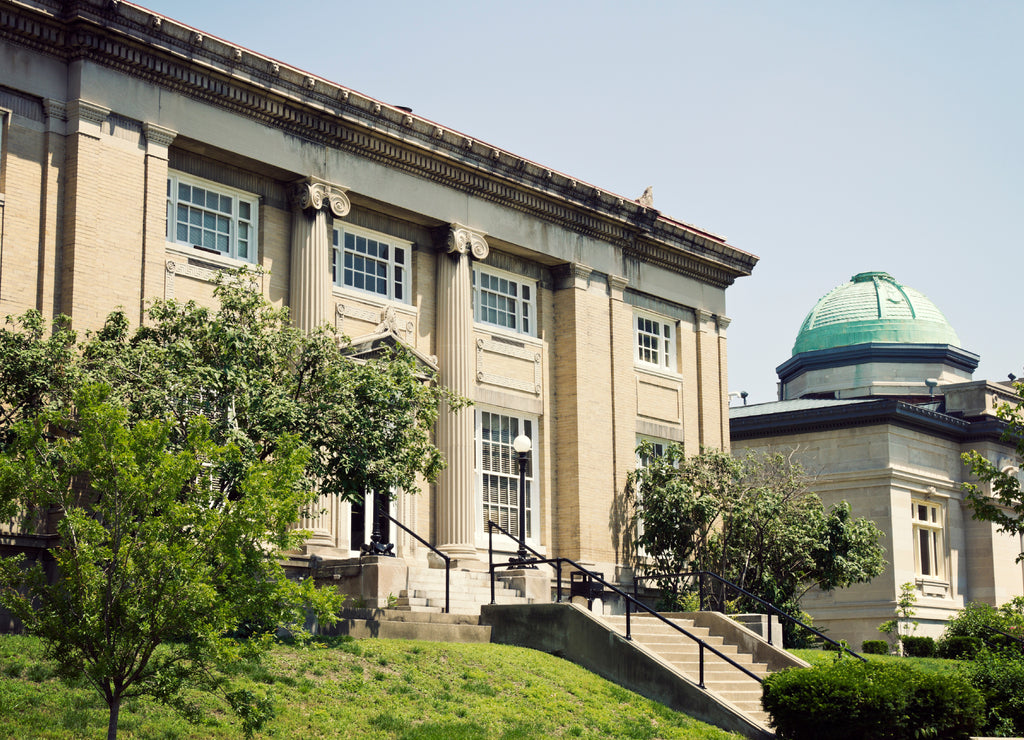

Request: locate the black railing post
(556, 560), (562, 602)
(626, 597), (632, 641)
(767, 612), (773, 645)
(699, 643), (705, 688)
(698, 571), (705, 611)
(488, 522), (496, 605)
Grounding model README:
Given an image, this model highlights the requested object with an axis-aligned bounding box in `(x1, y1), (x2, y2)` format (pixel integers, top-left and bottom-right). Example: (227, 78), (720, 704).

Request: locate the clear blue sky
(137, 0), (1023, 404)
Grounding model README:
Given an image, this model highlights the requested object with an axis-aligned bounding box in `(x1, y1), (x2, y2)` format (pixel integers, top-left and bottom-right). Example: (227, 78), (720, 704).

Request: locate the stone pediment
(342, 320), (438, 376)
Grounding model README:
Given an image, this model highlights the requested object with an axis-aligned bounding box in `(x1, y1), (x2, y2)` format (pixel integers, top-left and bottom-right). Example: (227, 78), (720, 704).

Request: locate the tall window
(634, 435), (672, 557)
(477, 410), (535, 539)
(166, 173), (258, 263)
(332, 225), (409, 303)
(473, 266), (536, 336)
(912, 500), (944, 579)
(635, 312), (676, 371)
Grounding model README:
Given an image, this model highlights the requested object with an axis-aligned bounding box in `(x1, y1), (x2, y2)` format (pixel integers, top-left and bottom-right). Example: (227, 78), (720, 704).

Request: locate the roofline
(776, 343), (980, 384)
(730, 397), (1007, 444)
(0, 0), (758, 287)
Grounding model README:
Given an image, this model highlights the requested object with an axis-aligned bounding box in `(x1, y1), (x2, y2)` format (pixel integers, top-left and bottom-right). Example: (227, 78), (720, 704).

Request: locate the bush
(861, 640), (888, 655)
(939, 636), (983, 660)
(762, 659), (983, 740)
(902, 635), (936, 658)
(961, 652), (1024, 736)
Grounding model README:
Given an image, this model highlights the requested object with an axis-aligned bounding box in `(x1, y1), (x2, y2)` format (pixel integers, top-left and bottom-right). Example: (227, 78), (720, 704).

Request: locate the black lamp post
(509, 433), (536, 568)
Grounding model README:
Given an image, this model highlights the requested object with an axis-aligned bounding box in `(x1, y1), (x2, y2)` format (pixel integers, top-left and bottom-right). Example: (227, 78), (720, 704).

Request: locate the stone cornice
(1, 0), (758, 287)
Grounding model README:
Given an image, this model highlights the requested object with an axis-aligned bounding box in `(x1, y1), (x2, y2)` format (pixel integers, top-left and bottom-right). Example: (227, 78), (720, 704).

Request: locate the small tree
(962, 380), (1024, 562)
(879, 582), (919, 655)
(0, 386), (334, 739)
(627, 446), (886, 632)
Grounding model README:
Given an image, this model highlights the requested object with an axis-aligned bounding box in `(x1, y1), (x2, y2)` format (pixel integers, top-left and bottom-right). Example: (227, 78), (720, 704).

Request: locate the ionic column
(435, 224), (489, 564)
(289, 178), (350, 333)
(289, 178), (350, 552)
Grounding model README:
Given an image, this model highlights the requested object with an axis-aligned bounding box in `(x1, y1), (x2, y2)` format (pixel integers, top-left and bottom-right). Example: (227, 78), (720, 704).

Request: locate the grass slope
(0, 634), (744, 740)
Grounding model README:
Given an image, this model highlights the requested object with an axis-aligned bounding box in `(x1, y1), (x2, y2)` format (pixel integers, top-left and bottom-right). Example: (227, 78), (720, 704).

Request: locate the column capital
(447, 223), (489, 260)
(607, 274), (628, 299)
(143, 123), (177, 158)
(290, 177), (351, 218)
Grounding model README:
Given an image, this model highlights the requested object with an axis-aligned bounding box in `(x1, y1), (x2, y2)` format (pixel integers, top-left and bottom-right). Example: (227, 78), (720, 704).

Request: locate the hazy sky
(137, 0), (1023, 404)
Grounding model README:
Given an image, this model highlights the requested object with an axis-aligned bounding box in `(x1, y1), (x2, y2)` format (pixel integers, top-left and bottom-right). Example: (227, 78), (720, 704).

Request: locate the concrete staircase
(393, 565), (532, 614)
(602, 613), (770, 726)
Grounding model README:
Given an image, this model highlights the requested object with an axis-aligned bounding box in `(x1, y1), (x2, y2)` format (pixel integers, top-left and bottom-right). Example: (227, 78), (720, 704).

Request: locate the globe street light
(510, 433), (535, 567)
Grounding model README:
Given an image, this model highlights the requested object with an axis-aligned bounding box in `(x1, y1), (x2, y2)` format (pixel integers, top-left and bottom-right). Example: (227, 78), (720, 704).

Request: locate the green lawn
(0, 634), (744, 740)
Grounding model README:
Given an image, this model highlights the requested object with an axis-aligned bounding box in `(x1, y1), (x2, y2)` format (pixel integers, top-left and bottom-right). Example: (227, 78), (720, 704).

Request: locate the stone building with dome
(731, 271), (1024, 647)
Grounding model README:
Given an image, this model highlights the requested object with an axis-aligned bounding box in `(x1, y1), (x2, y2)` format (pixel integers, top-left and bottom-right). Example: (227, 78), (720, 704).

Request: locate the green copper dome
(793, 271), (961, 355)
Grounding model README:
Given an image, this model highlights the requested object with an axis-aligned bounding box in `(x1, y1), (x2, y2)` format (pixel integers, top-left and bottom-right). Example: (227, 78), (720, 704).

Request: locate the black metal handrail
(382, 511), (450, 614)
(983, 625), (1024, 650)
(485, 521), (763, 689)
(634, 570), (865, 661)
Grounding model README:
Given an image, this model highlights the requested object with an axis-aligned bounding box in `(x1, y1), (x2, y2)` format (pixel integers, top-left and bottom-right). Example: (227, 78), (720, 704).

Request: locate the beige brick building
(0, 0), (756, 595)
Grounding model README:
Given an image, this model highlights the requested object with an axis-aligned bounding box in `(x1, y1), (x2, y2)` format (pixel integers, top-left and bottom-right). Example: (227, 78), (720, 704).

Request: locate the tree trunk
(107, 696), (120, 740)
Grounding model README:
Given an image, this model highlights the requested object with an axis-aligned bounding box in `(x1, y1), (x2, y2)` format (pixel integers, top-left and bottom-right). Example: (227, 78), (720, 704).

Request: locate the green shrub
(861, 640), (888, 655)
(939, 636), (983, 660)
(762, 659), (983, 739)
(943, 598), (1024, 646)
(902, 635), (935, 658)
(961, 652), (1024, 736)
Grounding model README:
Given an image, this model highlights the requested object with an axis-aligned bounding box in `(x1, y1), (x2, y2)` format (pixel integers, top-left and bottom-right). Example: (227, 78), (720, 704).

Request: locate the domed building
(731, 271), (1024, 648)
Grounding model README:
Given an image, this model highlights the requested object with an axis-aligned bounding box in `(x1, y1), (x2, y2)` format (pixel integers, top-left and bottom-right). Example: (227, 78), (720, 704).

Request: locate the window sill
(473, 322), (541, 346)
(634, 364), (682, 382)
(332, 285), (412, 309)
(166, 242), (255, 270)
(915, 577), (950, 598)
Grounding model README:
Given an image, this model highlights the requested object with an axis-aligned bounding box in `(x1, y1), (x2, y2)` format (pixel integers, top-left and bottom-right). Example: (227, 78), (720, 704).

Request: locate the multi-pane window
(912, 500), (944, 579)
(473, 267), (536, 336)
(635, 312), (676, 371)
(477, 410), (535, 539)
(332, 226), (409, 303)
(166, 173), (257, 263)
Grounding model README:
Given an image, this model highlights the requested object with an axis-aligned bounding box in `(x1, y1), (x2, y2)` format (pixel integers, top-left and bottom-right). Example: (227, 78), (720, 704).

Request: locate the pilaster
(38, 99), (67, 320)
(435, 223), (488, 564)
(141, 123), (176, 323)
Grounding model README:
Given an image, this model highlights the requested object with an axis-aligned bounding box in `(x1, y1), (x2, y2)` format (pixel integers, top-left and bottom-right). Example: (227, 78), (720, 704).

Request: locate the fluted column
(289, 178), (350, 551)
(436, 224), (489, 563)
(289, 177), (350, 333)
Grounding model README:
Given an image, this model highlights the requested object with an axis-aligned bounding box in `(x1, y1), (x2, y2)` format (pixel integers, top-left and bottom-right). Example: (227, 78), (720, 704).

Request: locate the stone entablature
(0, 0), (756, 289)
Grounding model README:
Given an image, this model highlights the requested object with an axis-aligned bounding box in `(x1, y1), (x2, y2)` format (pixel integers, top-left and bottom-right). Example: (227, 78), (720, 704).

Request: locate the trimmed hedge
(939, 636), (983, 660)
(762, 659), (983, 740)
(861, 640), (888, 655)
(902, 635), (935, 658)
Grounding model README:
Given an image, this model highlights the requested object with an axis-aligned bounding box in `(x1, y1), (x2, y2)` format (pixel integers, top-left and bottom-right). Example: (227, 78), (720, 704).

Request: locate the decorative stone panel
(476, 338), (542, 395)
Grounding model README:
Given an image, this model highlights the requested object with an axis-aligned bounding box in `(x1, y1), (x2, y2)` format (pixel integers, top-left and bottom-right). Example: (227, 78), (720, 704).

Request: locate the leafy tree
(79, 269), (462, 504)
(878, 582), (919, 655)
(0, 386), (330, 739)
(962, 381), (1024, 561)
(627, 445), (886, 632)
(0, 269), (464, 738)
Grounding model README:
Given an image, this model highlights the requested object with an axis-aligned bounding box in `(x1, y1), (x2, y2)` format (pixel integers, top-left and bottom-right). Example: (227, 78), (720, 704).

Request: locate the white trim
(474, 406), (540, 546)
(472, 264), (537, 337)
(332, 223), (412, 304)
(634, 310), (677, 372)
(911, 498), (946, 581)
(166, 171), (259, 264)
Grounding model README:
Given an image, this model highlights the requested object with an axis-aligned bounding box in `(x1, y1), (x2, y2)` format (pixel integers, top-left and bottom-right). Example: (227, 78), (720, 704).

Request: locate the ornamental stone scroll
(446, 224), (489, 261)
(289, 177), (351, 218)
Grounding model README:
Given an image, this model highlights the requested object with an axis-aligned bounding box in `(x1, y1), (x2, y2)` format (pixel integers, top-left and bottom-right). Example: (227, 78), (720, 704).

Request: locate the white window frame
(332, 224), (411, 304)
(912, 499), (945, 580)
(475, 408), (538, 544)
(472, 265), (537, 337)
(0, 111), (6, 195)
(166, 172), (258, 263)
(634, 311), (677, 372)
